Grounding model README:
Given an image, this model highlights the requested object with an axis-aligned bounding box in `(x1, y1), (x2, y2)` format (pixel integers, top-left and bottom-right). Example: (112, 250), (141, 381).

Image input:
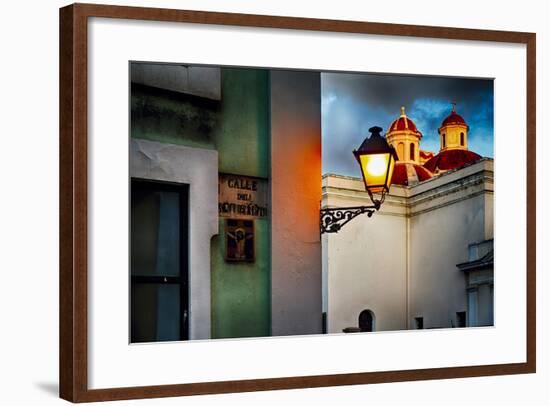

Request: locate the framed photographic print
(59, 3), (536, 402)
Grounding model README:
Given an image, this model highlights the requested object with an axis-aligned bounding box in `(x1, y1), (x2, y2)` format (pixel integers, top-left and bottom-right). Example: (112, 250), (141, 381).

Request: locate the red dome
(441, 111), (466, 127)
(391, 162), (433, 186)
(389, 116), (421, 134)
(423, 149), (482, 173)
(419, 150), (434, 160)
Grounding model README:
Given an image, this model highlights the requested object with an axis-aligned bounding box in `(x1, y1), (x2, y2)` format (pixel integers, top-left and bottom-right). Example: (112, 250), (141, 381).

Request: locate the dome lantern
(385, 106), (433, 187)
(438, 102), (469, 152)
(385, 106), (422, 164)
(425, 104), (481, 174)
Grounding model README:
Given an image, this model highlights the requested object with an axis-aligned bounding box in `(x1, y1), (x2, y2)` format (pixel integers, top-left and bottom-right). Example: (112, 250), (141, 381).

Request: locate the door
(130, 179), (189, 343)
(359, 309), (375, 332)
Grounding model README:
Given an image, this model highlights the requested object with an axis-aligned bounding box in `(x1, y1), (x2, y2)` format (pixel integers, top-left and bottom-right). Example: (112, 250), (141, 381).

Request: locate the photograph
(129, 63), (494, 343)
(1, 0), (542, 404)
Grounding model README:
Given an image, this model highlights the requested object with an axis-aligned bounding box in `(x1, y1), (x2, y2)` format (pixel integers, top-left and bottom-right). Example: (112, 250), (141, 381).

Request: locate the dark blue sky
(321, 72), (494, 177)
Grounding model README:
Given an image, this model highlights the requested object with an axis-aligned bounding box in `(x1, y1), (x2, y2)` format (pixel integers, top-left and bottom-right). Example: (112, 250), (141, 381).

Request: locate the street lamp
(321, 126), (397, 234)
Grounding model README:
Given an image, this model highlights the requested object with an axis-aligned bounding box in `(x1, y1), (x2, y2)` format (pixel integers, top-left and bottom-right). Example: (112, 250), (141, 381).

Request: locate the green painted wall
(211, 68), (271, 338)
(131, 67), (271, 339)
(210, 218), (270, 338)
(215, 69), (270, 178)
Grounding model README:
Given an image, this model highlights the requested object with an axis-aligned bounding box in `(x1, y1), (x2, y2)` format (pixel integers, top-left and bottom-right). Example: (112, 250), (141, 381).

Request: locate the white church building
(322, 105), (494, 333)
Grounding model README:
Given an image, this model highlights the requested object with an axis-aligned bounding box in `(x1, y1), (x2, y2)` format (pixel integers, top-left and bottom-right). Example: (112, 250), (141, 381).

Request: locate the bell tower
(385, 106), (422, 164)
(438, 102), (469, 152)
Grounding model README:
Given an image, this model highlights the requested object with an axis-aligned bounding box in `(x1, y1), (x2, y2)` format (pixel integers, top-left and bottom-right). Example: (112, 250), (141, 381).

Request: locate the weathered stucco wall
(270, 70), (323, 336)
(215, 69), (270, 178)
(130, 139), (219, 340)
(130, 64), (221, 152)
(408, 196), (481, 328)
(322, 159), (494, 333)
(130, 66), (272, 340)
(210, 68), (271, 339)
(131, 64), (221, 100)
(408, 161), (493, 329)
(322, 176), (408, 333)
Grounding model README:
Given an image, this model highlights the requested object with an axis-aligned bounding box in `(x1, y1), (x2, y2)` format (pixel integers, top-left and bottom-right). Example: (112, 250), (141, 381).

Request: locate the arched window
(410, 143), (415, 161)
(359, 309), (375, 332)
(460, 132), (465, 146)
(397, 142), (405, 161)
(442, 133), (446, 148)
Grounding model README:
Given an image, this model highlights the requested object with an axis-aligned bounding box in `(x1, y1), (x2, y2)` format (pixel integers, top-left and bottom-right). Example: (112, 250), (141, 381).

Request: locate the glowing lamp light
(320, 125), (396, 234)
(364, 154), (389, 176)
(353, 126), (398, 203)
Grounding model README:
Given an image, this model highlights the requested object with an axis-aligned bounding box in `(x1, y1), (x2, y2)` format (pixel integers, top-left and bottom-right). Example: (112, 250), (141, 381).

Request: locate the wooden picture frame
(60, 3), (536, 402)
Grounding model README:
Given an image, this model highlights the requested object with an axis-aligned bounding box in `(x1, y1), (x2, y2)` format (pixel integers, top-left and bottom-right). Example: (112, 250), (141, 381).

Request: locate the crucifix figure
(227, 227), (253, 260)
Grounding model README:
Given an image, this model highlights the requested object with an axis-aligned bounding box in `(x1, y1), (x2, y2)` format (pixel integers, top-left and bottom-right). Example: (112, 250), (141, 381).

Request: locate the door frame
(130, 177), (190, 341)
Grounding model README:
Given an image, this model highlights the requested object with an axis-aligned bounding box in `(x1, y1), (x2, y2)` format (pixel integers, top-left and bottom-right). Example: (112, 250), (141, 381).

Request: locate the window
(410, 143), (415, 161)
(442, 133), (446, 148)
(131, 179), (189, 343)
(460, 132), (465, 146)
(397, 142), (405, 161)
(414, 316), (424, 329)
(358, 309), (375, 332)
(467, 289), (478, 327)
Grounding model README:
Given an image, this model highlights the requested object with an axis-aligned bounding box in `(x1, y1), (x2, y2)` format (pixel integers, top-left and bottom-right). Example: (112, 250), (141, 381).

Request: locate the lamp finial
(368, 126), (383, 137)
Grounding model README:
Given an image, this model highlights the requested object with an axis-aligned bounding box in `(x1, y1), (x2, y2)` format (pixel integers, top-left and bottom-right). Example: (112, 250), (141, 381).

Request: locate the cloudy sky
(321, 72), (494, 177)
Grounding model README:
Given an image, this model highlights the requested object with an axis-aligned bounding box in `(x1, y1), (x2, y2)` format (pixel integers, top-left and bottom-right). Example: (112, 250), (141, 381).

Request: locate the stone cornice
(322, 159), (494, 218)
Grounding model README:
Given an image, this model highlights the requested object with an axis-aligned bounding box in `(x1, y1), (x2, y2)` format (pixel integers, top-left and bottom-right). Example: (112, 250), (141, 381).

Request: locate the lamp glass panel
(359, 152), (391, 192)
(385, 155), (396, 190)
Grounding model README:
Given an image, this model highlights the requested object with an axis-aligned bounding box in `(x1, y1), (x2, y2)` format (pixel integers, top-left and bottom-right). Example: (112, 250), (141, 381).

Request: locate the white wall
(408, 161), (493, 329)
(1, 1), (546, 406)
(323, 176), (408, 333)
(130, 139), (219, 339)
(323, 160), (494, 332)
(270, 70), (323, 336)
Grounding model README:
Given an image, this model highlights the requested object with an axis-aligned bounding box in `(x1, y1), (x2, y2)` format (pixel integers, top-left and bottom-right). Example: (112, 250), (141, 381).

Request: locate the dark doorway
(358, 309), (375, 332)
(456, 311), (466, 328)
(130, 178), (189, 343)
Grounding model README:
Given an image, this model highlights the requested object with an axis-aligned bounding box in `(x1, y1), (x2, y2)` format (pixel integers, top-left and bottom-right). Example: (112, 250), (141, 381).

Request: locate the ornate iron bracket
(320, 203), (380, 234)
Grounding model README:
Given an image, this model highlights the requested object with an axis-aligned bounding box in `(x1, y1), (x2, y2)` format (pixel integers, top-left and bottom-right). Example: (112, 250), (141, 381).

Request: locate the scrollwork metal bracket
(320, 203), (380, 234)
